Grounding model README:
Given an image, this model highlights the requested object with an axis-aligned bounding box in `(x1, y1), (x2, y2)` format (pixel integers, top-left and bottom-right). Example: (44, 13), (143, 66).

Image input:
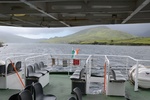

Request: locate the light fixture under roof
(13, 14), (26, 17)
(92, 5), (112, 9)
(93, 14), (111, 17)
(62, 13), (85, 17)
(92, 5), (128, 9)
(52, 5), (81, 9)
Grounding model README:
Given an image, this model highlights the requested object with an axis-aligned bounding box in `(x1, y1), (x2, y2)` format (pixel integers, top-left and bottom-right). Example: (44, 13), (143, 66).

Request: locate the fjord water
(0, 43), (150, 60)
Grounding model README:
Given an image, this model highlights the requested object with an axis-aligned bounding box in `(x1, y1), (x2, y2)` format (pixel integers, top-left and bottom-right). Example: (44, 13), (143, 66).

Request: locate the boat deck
(0, 74), (150, 100)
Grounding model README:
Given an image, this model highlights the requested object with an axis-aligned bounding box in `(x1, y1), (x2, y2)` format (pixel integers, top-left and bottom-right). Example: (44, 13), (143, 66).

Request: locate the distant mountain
(0, 32), (40, 43)
(44, 26), (136, 43)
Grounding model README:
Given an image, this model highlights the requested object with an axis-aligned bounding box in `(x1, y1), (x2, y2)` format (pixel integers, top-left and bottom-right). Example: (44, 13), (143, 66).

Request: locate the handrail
(85, 55), (92, 64)
(5, 53), (36, 76)
(24, 53), (50, 62)
(1, 53), (150, 92)
(51, 54), (90, 56)
(9, 59), (25, 88)
(134, 61), (139, 91)
(137, 59), (150, 62)
(104, 55), (110, 92)
(24, 53), (51, 84)
(85, 55), (92, 94)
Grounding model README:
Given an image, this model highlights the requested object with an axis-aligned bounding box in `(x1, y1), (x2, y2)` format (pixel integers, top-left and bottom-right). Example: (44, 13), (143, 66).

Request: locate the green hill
(44, 26), (136, 44)
(110, 37), (150, 45)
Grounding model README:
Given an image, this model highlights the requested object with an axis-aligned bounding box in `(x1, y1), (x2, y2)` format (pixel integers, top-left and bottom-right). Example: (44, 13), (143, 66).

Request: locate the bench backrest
(79, 68), (85, 79)
(110, 69), (116, 80)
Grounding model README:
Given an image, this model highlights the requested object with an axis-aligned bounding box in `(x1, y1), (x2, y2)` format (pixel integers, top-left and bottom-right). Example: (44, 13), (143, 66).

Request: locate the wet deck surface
(0, 74), (150, 100)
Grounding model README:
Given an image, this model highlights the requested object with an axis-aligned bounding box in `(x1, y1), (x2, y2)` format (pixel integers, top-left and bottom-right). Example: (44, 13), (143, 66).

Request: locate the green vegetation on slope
(44, 26), (135, 43)
(81, 37), (150, 45)
(114, 37), (150, 45)
(44, 26), (150, 45)
(66, 27), (135, 43)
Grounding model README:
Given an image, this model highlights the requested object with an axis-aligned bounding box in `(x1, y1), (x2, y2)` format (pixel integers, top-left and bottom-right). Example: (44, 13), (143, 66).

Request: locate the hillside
(44, 26), (136, 44)
(109, 37), (150, 45)
(0, 32), (40, 43)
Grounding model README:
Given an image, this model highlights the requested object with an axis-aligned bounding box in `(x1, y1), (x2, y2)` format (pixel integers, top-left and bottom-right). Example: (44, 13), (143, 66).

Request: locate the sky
(107, 23), (150, 36)
(0, 23), (150, 39)
(0, 25), (97, 39)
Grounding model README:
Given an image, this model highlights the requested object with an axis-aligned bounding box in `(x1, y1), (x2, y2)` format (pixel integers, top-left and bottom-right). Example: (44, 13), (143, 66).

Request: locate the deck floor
(0, 74), (150, 100)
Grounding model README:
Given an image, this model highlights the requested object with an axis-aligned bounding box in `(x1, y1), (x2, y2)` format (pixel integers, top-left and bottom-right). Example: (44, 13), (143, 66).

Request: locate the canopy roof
(0, 0), (150, 27)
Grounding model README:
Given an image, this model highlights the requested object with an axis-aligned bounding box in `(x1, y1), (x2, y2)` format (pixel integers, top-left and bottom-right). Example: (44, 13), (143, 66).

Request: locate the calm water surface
(0, 43), (150, 60)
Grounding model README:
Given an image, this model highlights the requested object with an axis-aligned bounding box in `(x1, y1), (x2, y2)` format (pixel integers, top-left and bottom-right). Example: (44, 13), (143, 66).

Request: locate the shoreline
(69, 42), (150, 46)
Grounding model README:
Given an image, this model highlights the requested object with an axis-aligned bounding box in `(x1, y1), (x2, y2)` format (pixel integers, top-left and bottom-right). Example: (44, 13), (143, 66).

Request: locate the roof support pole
(0, 14), (40, 27)
(122, 0), (150, 24)
(0, 21), (20, 26)
(20, 0), (70, 27)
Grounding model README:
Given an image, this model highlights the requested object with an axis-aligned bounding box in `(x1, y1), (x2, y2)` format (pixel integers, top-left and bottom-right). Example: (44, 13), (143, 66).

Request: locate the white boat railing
(105, 55), (138, 91)
(0, 53), (39, 89)
(24, 54), (150, 92)
(24, 53), (51, 76)
(51, 54), (89, 67)
(85, 55), (92, 94)
(50, 54), (90, 75)
(24, 54), (51, 66)
(1, 53), (150, 92)
(84, 54), (150, 92)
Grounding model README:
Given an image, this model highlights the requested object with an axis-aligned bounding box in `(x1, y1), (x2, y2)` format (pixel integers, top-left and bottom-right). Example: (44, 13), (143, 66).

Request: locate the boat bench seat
(109, 69), (126, 83)
(70, 68), (85, 80)
(26, 64), (49, 87)
(106, 69), (126, 96)
(74, 69), (82, 74)
(70, 68), (86, 95)
(27, 73), (42, 78)
(39, 61), (52, 72)
(27, 65), (43, 78)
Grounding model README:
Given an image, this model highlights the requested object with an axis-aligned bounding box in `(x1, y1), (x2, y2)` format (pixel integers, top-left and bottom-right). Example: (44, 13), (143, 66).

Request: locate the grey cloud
(1, 23), (150, 39)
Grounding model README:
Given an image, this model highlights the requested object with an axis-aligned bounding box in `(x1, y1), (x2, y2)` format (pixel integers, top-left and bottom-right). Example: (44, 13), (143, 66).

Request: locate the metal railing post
(134, 61), (139, 91)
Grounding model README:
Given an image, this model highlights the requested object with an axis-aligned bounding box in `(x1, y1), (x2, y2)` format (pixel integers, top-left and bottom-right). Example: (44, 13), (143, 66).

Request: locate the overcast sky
(0, 23), (150, 39)
(0, 25), (98, 39)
